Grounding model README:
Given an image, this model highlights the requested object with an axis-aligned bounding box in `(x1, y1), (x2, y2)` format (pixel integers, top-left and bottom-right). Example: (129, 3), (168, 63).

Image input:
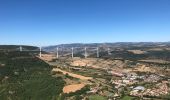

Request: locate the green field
(121, 95), (136, 100)
(89, 95), (107, 100)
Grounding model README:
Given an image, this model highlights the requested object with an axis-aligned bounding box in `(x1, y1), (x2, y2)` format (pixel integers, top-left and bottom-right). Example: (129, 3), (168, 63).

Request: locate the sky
(0, 0), (170, 46)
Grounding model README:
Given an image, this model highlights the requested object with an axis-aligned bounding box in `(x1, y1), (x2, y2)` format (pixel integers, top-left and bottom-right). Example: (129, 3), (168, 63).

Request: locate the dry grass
(128, 50), (146, 54)
(139, 59), (170, 64)
(133, 65), (156, 73)
(69, 58), (124, 69)
(148, 48), (164, 51)
(39, 54), (56, 61)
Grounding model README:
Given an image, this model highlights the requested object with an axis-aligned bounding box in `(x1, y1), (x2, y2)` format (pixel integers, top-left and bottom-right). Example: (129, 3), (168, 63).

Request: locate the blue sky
(0, 0), (170, 46)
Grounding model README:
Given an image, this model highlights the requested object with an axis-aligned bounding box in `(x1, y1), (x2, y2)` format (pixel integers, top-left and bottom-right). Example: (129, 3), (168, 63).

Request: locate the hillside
(0, 46), (65, 100)
(0, 45), (38, 51)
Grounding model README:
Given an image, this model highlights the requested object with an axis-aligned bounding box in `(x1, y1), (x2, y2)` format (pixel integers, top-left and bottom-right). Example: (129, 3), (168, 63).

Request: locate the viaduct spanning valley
(0, 43), (170, 100)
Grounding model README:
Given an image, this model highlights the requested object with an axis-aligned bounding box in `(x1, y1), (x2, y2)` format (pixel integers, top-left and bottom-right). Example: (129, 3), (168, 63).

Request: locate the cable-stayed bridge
(0, 46), (112, 58)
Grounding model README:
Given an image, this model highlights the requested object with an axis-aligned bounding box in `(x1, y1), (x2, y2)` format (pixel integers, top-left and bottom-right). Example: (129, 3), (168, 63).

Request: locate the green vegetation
(109, 50), (170, 62)
(121, 95), (136, 100)
(89, 95), (107, 100)
(65, 73), (74, 80)
(0, 51), (65, 100)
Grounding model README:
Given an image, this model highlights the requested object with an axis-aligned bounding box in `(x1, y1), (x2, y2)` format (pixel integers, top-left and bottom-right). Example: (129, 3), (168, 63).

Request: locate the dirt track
(52, 68), (92, 80)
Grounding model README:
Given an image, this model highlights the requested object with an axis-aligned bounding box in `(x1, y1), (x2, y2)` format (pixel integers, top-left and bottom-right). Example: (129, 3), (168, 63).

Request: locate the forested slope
(0, 50), (65, 100)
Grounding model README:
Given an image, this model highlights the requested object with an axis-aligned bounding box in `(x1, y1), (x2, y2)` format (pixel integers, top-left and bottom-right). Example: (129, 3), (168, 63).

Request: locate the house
(130, 86), (145, 96)
(70, 67), (82, 71)
(87, 87), (100, 94)
(107, 71), (124, 77)
(133, 86), (145, 91)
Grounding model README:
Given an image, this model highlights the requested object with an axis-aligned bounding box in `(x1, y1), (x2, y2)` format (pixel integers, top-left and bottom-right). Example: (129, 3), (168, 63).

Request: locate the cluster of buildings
(143, 81), (169, 97)
(110, 72), (141, 88)
(108, 69), (170, 98)
(144, 74), (161, 83)
(87, 86), (100, 94)
(130, 81), (169, 97)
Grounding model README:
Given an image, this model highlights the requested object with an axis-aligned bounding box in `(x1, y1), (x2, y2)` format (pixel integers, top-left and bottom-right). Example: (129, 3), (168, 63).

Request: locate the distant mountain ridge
(43, 42), (170, 52)
(0, 45), (38, 50)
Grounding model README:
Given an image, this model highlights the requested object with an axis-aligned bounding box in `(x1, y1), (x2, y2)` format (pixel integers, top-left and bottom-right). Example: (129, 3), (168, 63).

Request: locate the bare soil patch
(63, 84), (85, 93)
